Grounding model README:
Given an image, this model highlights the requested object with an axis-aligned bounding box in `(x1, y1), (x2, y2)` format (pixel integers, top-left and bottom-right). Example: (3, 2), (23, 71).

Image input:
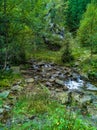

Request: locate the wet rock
(86, 83), (97, 91)
(91, 115), (97, 125)
(55, 79), (64, 86)
(25, 78), (34, 83)
(45, 82), (52, 87)
(3, 105), (11, 111)
(72, 73), (78, 81)
(38, 62), (45, 66)
(0, 91), (10, 99)
(50, 87), (55, 91)
(0, 108), (4, 114)
(72, 91), (93, 107)
(59, 74), (65, 80)
(11, 85), (23, 91)
(32, 65), (39, 69)
(55, 88), (63, 92)
(17, 80), (22, 85)
(79, 95), (92, 104)
(49, 78), (55, 82)
(41, 69), (46, 73)
(46, 67), (52, 71)
(56, 71), (61, 74)
(74, 62), (79, 67)
(52, 74), (59, 78)
(46, 73), (51, 77)
(63, 86), (68, 91)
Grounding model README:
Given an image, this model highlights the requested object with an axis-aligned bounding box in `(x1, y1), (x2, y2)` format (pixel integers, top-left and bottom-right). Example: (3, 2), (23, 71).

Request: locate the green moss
(0, 70), (22, 88)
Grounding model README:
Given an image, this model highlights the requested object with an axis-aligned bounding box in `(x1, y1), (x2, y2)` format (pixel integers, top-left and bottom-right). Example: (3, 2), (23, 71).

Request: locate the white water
(65, 79), (84, 90)
(65, 77), (97, 91)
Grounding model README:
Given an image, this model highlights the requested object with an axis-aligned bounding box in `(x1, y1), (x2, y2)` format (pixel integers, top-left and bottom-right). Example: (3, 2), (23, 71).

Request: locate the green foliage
(0, 0), (66, 65)
(13, 85), (50, 116)
(0, 70), (21, 88)
(88, 71), (97, 80)
(0, 79), (11, 88)
(77, 2), (97, 55)
(66, 0), (91, 32)
(61, 33), (74, 63)
(31, 48), (62, 64)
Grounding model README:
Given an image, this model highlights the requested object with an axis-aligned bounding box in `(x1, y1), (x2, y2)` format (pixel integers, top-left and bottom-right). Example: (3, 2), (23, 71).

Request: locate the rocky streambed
(21, 60), (97, 125)
(0, 59), (97, 127)
(22, 60), (97, 92)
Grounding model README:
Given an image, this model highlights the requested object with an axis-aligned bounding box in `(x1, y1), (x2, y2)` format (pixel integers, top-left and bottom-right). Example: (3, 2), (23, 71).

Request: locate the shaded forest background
(0, 0), (97, 76)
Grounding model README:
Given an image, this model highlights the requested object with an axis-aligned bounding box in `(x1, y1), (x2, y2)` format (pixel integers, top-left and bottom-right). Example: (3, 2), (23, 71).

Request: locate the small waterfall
(64, 76), (84, 90)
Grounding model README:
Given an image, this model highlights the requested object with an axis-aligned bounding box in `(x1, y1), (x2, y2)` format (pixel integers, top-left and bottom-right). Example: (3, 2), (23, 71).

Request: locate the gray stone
(38, 62), (45, 66)
(91, 115), (97, 123)
(0, 108), (4, 113)
(79, 96), (92, 104)
(53, 74), (59, 77)
(11, 85), (23, 91)
(25, 78), (34, 83)
(55, 89), (63, 92)
(50, 87), (55, 90)
(3, 105), (11, 111)
(86, 83), (97, 91)
(46, 73), (51, 76)
(49, 78), (55, 82)
(59, 74), (65, 80)
(17, 80), (22, 85)
(63, 86), (68, 91)
(46, 82), (52, 87)
(55, 79), (65, 86)
(87, 87), (97, 91)
(72, 92), (92, 104)
(0, 90), (10, 99)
